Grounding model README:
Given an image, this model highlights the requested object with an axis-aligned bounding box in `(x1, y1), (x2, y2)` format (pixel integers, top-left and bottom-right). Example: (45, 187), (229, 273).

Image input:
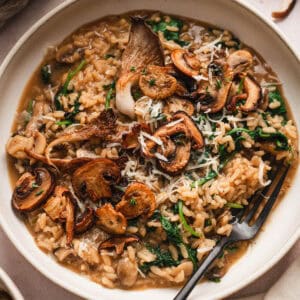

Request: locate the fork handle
(174, 238), (228, 300)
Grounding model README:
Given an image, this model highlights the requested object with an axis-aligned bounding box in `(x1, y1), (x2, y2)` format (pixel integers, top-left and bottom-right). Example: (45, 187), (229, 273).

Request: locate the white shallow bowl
(0, 268), (24, 300)
(0, 0), (299, 299)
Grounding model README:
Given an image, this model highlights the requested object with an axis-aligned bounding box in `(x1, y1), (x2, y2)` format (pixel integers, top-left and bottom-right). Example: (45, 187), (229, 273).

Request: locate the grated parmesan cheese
(258, 159), (271, 187)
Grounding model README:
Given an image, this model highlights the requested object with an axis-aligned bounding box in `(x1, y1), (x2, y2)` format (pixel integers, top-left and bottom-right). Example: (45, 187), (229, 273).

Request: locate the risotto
(6, 11), (298, 289)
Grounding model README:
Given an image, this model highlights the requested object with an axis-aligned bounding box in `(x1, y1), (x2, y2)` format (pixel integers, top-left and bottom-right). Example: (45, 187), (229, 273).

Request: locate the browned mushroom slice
(95, 203), (127, 234)
(143, 122), (190, 158)
(272, 0), (296, 19)
(163, 97), (195, 117)
(158, 140), (192, 175)
(56, 43), (82, 64)
(75, 207), (95, 234)
(172, 111), (204, 149)
(116, 182), (156, 219)
(12, 168), (55, 212)
(122, 123), (151, 150)
(239, 76), (261, 112)
(43, 186), (75, 245)
(227, 50), (253, 75)
(226, 93), (248, 111)
(171, 49), (201, 77)
(98, 234), (139, 255)
(116, 17), (164, 118)
(200, 82), (232, 113)
(72, 158), (120, 202)
(139, 65), (177, 100)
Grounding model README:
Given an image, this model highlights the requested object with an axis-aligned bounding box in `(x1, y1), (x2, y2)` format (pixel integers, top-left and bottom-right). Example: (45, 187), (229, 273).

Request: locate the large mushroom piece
(171, 49), (201, 77)
(116, 182), (156, 219)
(99, 234), (139, 255)
(12, 168), (55, 212)
(43, 186), (75, 245)
(95, 203), (127, 235)
(72, 158), (121, 202)
(142, 112), (204, 174)
(139, 65), (177, 99)
(116, 17), (164, 118)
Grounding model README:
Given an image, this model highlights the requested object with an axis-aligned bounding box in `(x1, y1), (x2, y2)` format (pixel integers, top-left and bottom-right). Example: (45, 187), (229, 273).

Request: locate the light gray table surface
(0, 1), (299, 299)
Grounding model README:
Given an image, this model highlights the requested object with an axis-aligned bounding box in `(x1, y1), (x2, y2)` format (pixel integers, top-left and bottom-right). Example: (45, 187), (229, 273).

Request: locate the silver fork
(174, 166), (290, 300)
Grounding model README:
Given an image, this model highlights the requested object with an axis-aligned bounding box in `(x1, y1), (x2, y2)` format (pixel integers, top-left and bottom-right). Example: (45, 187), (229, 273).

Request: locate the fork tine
(243, 184), (273, 223)
(252, 166), (290, 230)
(243, 168), (279, 223)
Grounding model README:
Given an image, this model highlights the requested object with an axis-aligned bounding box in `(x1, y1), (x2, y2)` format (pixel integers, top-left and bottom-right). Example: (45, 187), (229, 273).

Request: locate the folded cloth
(235, 255), (300, 300)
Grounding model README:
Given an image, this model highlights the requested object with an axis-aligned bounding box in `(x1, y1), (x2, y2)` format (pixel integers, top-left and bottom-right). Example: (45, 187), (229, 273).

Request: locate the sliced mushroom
(143, 122), (190, 158)
(75, 207), (95, 234)
(56, 43), (82, 64)
(227, 50), (253, 75)
(72, 158), (120, 202)
(6, 131), (46, 160)
(12, 168), (55, 212)
(139, 65), (177, 99)
(95, 203), (127, 234)
(226, 93), (248, 111)
(98, 234), (139, 255)
(172, 111), (204, 149)
(122, 123), (151, 150)
(43, 185), (69, 221)
(43, 186), (75, 245)
(116, 17), (164, 118)
(158, 139), (191, 175)
(142, 122), (192, 175)
(25, 149), (94, 172)
(163, 97), (195, 117)
(272, 0), (296, 19)
(171, 49), (201, 77)
(117, 257), (138, 288)
(6, 135), (34, 159)
(116, 182), (156, 219)
(200, 82), (232, 113)
(239, 75), (261, 112)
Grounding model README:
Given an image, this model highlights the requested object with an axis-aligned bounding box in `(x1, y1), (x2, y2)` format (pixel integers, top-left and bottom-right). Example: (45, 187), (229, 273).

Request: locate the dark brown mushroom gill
(116, 17), (164, 118)
(72, 158), (121, 202)
(12, 168), (55, 212)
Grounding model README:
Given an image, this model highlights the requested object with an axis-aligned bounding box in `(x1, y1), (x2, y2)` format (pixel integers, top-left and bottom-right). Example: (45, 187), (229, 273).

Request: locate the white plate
(0, 0), (299, 299)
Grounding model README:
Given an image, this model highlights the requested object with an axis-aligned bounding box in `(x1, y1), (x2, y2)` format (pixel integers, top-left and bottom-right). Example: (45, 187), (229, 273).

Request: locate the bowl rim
(0, 0), (299, 299)
(0, 268), (24, 300)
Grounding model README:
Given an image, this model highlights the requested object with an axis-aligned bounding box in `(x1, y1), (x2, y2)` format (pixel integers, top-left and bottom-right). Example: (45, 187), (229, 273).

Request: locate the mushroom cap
(227, 50), (253, 74)
(96, 203), (127, 235)
(12, 168), (55, 212)
(171, 49), (200, 77)
(139, 65), (177, 100)
(72, 158), (121, 202)
(163, 97), (195, 117)
(116, 182), (156, 219)
(158, 139), (192, 175)
(200, 81), (232, 113)
(43, 185), (75, 245)
(98, 234), (139, 255)
(172, 111), (204, 149)
(239, 75), (262, 112)
(75, 207), (95, 234)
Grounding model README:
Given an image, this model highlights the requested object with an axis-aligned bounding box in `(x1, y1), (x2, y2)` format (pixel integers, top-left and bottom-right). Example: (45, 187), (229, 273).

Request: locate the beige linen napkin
(235, 255), (300, 300)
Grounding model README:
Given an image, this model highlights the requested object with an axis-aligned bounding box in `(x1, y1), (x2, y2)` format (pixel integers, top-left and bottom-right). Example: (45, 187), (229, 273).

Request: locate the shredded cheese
(258, 159), (271, 187)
